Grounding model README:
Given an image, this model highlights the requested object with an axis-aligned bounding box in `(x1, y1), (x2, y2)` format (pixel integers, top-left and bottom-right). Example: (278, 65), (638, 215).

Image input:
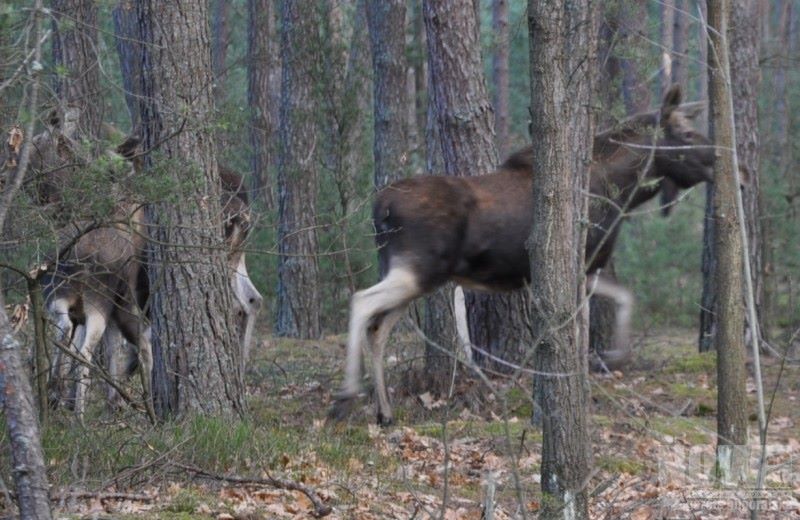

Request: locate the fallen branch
(170, 461), (332, 518)
(51, 491), (154, 502)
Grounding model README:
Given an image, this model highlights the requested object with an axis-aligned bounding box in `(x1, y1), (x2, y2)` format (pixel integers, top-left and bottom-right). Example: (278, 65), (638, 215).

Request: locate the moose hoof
(328, 393), (357, 422)
(376, 411), (394, 428)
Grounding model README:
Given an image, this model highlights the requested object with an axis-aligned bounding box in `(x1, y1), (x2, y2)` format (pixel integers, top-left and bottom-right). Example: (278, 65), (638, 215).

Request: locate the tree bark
(671, 0), (690, 88)
(51, 0), (103, 139)
(366, 0), (408, 189)
(134, 0), (244, 418)
(112, 0), (144, 131)
(211, 0), (230, 101)
(707, 0), (748, 483)
(247, 0), (274, 210)
(492, 0), (510, 156)
(730, 0), (762, 350)
(422, 0), (529, 384)
(275, 0), (321, 339)
(528, 1), (597, 516)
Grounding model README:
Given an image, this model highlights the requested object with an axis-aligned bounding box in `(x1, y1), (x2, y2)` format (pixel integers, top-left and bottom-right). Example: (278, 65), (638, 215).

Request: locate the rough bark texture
(528, 1), (596, 516)
(366, 0), (408, 189)
(275, 0), (321, 339)
(492, 0), (510, 156)
(247, 0), (274, 209)
(51, 0), (103, 138)
(112, 0), (144, 130)
(707, 0), (748, 482)
(134, 0), (244, 418)
(730, 0), (762, 348)
(1, 298), (52, 520)
(422, 0), (528, 384)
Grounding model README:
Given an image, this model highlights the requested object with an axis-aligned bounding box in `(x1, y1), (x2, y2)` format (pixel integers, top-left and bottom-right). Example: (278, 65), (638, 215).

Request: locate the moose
(28, 110), (262, 419)
(331, 85), (716, 425)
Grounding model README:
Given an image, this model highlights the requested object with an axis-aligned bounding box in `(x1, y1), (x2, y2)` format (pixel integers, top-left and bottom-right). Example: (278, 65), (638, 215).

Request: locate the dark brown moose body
(333, 85), (716, 425)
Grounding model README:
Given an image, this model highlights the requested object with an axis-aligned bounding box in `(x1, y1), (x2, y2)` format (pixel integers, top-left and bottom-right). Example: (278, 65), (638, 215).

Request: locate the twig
(170, 461), (332, 518)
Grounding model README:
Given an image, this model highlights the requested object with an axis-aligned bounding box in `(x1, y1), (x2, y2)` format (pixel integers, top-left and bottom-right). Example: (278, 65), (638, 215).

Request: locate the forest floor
(4, 328), (800, 519)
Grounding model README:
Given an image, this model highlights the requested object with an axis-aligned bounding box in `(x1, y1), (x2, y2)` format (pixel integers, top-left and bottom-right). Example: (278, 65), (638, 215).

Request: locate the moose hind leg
(371, 306), (406, 426)
(331, 265), (420, 422)
(116, 307), (155, 422)
(73, 308), (109, 421)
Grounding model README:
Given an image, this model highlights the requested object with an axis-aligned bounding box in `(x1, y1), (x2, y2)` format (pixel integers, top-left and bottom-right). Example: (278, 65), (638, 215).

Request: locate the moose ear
(661, 84), (683, 120)
(677, 101), (706, 120)
(115, 135), (141, 160)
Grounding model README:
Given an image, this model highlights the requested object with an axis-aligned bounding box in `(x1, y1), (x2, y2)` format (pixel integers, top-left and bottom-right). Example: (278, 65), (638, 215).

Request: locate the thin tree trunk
(660, 0), (676, 95)
(134, 0), (244, 418)
(366, 0), (408, 189)
(671, 0), (689, 88)
(211, 0), (230, 103)
(51, 0), (102, 139)
(698, 0), (715, 352)
(492, 0), (510, 156)
(247, 0), (274, 210)
(112, 0), (144, 131)
(528, 0), (597, 516)
(275, 0), (321, 339)
(707, 0), (748, 483)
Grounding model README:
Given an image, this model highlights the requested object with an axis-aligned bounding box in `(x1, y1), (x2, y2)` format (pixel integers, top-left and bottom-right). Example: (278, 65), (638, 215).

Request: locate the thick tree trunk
(528, 1), (597, 517)
(707, 0), (748, 483)
(51, 0), (102, 139)
(730, 0), (762, 350)
(247, 0), (274, 210)
(366, 0), (407, 189)
(423, 0), (530, 383)
(492, 0), (510, 156)
(275, 0), (321, 339)
(134, 0), (244, 418)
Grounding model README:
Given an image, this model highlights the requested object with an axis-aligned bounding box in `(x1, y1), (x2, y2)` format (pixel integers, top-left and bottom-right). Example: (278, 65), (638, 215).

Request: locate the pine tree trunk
(135, 0), (244, 418)
(211, 0), (230, 98)
(275, 0), (321, 339)
(247, 0), (274, 210)
(422, 0), (530, 383)
(51, 0), (102, 138)
(112, 0), (144, 130)
(366, 0), (408, 189)
(730, 0), (762, 350)
(660, 0), (675, 95)
(528, 1), (597, 516)
(492, 0), (510, 156)
(671, 0), (689, 88)
(707, 0), (748, 483)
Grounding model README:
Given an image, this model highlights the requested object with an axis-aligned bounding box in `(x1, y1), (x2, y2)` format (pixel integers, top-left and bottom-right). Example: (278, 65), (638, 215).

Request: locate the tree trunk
(275, 0), (321, 339)
(660, 0), (675, 95)
(492, 0), (510, 156)
(51, 0), (102, 139)
(698, 0), (715, 352)
(247, 0), (274, 210)
(134, 0), (244, 418)
(366, 0), (408, 189)
(730, 0), (762, 351)
(112, 0), (144, 131)
(671, 0), (689, 88)
(422, 0), (529, 385)
(1, 297), (52, 520)
(707, 0), (748, 484)
(211, 0), (230, 101)
(528, 1), (597, 516)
